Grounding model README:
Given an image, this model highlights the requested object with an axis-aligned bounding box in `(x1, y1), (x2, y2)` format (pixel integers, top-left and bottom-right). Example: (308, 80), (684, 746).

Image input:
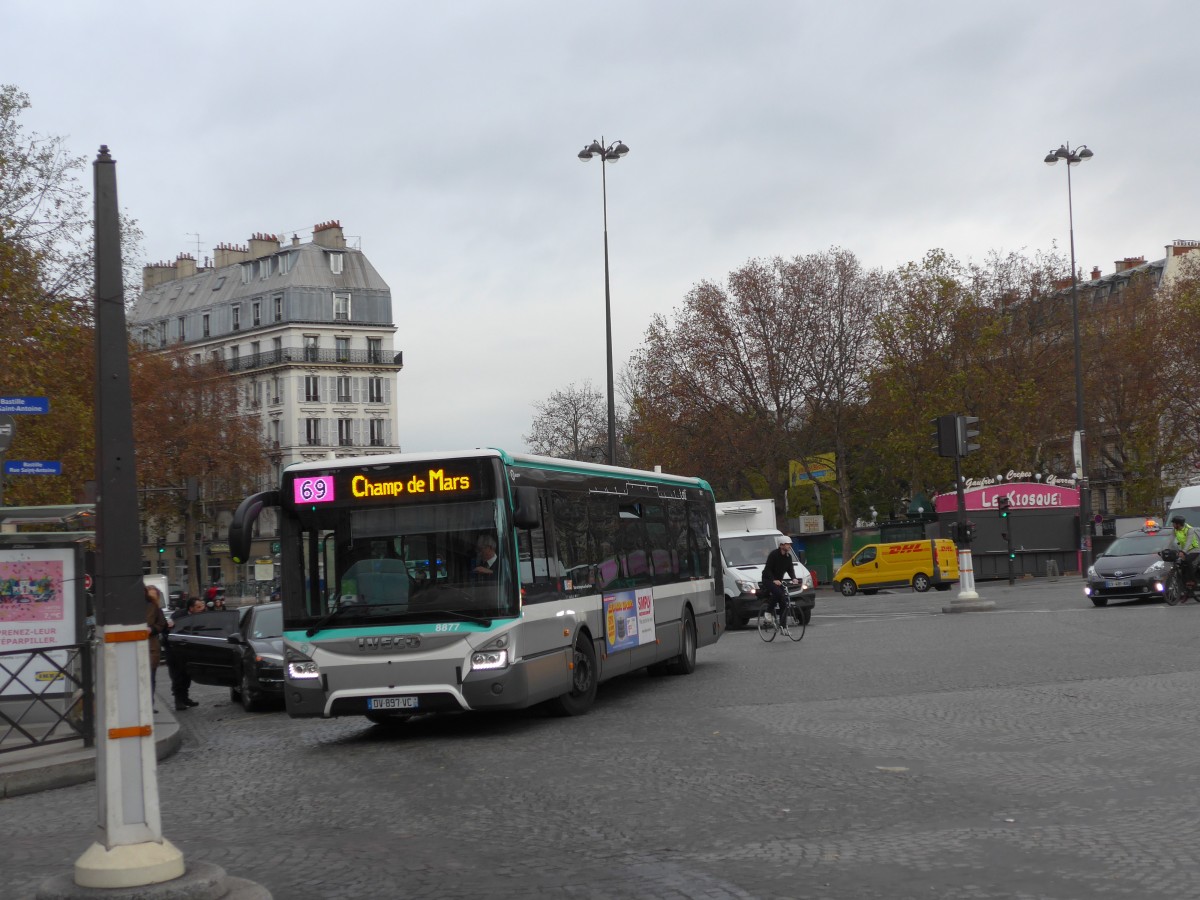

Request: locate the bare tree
(524, 380), (610, 461)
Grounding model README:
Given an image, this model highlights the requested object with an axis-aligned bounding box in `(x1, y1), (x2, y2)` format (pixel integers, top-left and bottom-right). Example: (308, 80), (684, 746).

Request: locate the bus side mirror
(512, 486), (540, 530)
(229, 490), (279, 563)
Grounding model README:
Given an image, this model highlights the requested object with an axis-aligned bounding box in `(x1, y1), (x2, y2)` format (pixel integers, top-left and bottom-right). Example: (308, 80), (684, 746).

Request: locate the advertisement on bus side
(604, 588), (655, 651)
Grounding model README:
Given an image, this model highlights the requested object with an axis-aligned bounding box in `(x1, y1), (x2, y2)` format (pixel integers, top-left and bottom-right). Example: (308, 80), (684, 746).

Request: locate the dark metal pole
(1065, 148), (1092, 576)
(93, 146), (142, 627)
(600, 140), (617, 467)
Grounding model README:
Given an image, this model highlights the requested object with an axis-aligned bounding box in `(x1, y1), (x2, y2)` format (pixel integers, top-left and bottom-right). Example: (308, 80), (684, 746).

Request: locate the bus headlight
(285, 650), (321, 680)
(470, 634), (510, 672)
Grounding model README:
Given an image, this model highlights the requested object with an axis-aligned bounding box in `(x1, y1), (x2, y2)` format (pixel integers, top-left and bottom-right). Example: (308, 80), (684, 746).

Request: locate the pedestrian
(144, 585), (168, 713)
(167, 596), (205, 711)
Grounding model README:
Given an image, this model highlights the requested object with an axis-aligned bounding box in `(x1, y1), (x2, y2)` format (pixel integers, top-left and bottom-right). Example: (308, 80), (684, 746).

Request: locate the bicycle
(756, 583), (806, 642)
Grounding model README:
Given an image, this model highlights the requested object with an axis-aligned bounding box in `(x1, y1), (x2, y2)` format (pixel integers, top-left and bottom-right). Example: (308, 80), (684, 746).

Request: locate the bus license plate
(368, 696), (419, 710)
(1105, 579), (1131, 588)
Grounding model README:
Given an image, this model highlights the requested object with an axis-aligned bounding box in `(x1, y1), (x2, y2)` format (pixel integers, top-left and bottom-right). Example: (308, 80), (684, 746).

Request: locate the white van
(1166, 486), (1200, 527)
(715, 500), (815, 630)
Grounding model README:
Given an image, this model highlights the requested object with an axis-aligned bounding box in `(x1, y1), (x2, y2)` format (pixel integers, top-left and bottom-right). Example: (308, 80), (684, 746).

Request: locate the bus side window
(517, 489), (558, 603)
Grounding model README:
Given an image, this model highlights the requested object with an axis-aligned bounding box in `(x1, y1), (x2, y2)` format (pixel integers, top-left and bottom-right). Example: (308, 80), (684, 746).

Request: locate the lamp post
(577, 137), (629, 466)
(1044, 142), (1094, 576)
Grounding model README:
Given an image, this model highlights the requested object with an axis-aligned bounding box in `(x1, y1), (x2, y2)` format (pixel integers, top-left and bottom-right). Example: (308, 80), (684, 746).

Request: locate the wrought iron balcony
(224, 348), (403, 373)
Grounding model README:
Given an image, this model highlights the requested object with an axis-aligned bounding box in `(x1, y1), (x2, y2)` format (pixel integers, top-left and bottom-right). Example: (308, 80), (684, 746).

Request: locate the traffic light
(997, 495), (1010, 518)
(931, 415), (958, 458)
(957, 415), (980, 455)
(156, 536), (166, 554)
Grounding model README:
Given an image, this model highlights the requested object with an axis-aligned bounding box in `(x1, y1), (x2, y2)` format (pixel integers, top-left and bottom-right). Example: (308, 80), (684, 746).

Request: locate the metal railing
(225, 348), (402, 373)
(0, 643), (95, 754)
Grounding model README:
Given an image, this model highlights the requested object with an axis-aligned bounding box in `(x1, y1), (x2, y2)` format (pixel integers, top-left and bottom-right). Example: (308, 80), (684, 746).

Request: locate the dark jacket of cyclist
(763, 539), (797, 621)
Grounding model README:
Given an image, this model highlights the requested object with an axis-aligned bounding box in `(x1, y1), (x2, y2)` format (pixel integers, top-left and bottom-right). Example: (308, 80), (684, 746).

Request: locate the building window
(305, 375), (321, 402)
(329, 252), (343, 275)
(230, 345), (239, 368)
(213, 275), (226, 291)
(158, 322), (167, 347)
(241, 264), (252, 285)
(335, 336), (350, 362)
(338, 419), (353, 446)
(271, 375), (281, 404)
(177, 316), (186, 341)
(333, 292), (350, 321)
(273, 294), (283, 322)
(252, 379), (262, 408)
(278, 253), (291, 276)
(367, 338), (382, 364)
(368, 377), (383, 403)
(252, 301), (261, 326)
(232, 306), (241, 331)
(306, 419), (322, 446)
(370, 419), (386, 447)
(336, 376), (352, 403)
(304, 335), (319, 361)
(202, 313), (210, 338)
(250, 341), (260, 366)
(270, 419), (280, 448)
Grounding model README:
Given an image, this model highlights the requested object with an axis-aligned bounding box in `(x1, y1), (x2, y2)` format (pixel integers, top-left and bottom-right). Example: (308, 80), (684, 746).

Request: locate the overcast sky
(6, 1), (1197, 456)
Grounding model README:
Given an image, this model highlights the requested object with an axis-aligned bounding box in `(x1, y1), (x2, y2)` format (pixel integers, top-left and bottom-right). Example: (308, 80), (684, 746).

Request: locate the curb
(0, 711), (182, 799)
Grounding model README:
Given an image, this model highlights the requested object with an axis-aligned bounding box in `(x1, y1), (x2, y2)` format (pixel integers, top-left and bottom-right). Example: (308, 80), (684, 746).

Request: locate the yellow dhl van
(833, 539), (959, 596)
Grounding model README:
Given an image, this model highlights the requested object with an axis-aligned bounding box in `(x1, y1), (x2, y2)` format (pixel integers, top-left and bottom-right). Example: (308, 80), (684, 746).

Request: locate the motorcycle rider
(1170, 514), (1200, 586)
(763, 538), (798, 630)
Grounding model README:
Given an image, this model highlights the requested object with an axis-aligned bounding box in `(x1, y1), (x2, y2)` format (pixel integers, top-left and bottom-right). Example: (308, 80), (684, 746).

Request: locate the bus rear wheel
(664, 609), (697, 675)
(547, 632), (598, 717)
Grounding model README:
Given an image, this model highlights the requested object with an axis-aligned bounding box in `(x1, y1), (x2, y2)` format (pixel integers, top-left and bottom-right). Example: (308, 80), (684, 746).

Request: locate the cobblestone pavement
(6, 579), (1200, 899)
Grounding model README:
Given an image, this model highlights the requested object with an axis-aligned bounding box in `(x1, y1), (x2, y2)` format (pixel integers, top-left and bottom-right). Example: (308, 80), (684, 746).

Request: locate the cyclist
(1170, 514), (1200, 585)
(763, 538), (798, 631)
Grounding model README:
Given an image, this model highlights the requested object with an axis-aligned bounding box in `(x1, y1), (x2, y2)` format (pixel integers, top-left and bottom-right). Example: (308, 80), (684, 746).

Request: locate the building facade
(129, 220), (403, 593)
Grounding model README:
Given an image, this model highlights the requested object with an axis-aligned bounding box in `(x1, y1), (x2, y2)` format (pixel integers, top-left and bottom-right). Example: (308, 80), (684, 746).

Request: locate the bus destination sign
(290, 463), (486, 509)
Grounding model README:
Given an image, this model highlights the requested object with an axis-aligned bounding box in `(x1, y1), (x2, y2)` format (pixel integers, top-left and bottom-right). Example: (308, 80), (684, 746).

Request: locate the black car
(1085, 528), (1174, 607)
(167, 602), (284, 711)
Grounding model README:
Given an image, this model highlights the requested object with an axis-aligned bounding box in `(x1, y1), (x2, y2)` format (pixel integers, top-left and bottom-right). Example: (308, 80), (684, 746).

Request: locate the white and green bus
(229, 449), (724, 721)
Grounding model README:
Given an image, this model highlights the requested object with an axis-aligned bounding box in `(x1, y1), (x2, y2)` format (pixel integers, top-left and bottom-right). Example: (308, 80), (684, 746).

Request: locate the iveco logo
(356, 635), (421, 651)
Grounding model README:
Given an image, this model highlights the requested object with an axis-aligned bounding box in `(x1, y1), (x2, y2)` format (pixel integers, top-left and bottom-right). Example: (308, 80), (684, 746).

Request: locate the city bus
(228, 449), (723, 722)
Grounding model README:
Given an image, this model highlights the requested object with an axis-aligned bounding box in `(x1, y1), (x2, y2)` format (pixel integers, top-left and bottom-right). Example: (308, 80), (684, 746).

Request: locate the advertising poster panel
(0, 546), (78, 696)
(603, 588), (656, 651)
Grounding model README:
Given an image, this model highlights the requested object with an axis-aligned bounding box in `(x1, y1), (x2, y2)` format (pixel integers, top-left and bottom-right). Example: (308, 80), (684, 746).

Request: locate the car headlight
(255, 652), (285, 668)
(736, 579), (758, 594)
(1145, 560), (1169, 576)
(1087, 565), (1098, 580)
(470, 634), (510, 672)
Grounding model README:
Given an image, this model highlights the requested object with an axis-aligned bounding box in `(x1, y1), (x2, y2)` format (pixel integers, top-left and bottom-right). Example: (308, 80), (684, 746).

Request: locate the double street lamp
(1044, 142), (1095, 574)
(578, 137), (629, 466)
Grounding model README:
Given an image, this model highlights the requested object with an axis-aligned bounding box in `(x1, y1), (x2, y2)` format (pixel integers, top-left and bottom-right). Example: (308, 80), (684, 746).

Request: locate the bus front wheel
(547, 633), (598, 717)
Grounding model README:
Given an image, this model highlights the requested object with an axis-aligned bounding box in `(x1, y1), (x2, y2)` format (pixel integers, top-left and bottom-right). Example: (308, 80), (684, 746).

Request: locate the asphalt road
(7, 577), (1200, 900)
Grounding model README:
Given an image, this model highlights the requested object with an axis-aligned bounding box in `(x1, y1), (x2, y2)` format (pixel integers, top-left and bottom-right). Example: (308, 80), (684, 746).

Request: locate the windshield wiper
(305, 601), (409, 637)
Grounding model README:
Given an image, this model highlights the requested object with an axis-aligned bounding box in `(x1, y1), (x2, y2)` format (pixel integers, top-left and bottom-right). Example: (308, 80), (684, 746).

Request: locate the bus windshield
(296, 498), (519, 629)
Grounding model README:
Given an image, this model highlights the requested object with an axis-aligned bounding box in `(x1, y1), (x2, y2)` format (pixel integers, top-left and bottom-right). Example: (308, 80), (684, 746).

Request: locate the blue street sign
(0, 396), (50, 414)
(4, 460), (62, 476)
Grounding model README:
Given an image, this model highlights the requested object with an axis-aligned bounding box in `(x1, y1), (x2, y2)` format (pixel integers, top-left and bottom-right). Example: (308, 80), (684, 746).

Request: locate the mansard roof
(130, 240), (389, 324)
